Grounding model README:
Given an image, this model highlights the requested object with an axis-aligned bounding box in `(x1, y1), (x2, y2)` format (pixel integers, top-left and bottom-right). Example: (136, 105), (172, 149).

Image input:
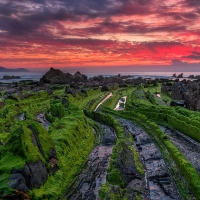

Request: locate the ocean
(0, 71), (200, 83)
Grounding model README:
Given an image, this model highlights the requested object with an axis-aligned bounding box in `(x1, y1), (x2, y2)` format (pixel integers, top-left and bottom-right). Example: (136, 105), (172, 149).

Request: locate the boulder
(66, 88), (81, 97)
(74, 71), (87, 82)
(92, 75), (104, 82)
(194, 75), (200, 79)
(9, 173), (29, 193)
(176, 73), (183, 78)
(22, 160), (48, 189)
(9, 159), (48, 193)
(172, 73), (176, 77)
(188, 75), (194, 79)
(40, 68), (73, 84)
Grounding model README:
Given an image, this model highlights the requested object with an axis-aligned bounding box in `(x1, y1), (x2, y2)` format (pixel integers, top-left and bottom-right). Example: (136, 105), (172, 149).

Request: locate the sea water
(0, 71), (200, 83)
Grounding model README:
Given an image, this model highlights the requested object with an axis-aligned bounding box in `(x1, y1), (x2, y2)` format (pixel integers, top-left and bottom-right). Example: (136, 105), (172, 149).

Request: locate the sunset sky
(0, 0), (200, 71)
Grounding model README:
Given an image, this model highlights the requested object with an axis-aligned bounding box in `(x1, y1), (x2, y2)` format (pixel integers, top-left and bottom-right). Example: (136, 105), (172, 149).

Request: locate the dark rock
(6, 94), (19, 101)
(105, 77), (123, 84)
(172, 73), (176, 77)
(9, 173), (29, 193)
(80, 89), (88, 96)
(40, 68), (73, 84)
(101, 125), (117, 145)
(22, 160), (48, 189)
(188, 75), (194, 79)
(101, 85), (109, 92)
(9, 160), (48, 193)
(3, 75), (21, 80)
(177, 73), (183, 78)
(170, 100), (185, 107)
(47, 88), (53, 95)
(66, 88), (80, 97)
(53, 95), (60, 100)
(74, 71), (87, 82)
(92, 75), (104, 82)
(70, 82), (80, 89)
(194, 75), (200, 79)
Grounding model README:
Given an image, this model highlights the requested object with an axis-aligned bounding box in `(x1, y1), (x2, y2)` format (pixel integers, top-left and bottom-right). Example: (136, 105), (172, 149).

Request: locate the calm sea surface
(0, 71), (200, 83)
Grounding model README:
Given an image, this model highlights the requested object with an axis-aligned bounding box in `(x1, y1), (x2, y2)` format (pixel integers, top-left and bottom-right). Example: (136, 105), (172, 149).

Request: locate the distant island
(3, 75), (21, 80)
(0, 66), (29, 72)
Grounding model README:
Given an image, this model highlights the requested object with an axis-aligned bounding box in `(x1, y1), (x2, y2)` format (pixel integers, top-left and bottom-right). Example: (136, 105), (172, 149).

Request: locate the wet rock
(111, 140), (143, 187)
(160, 125), (200, 175)
(117, 118), (181, 199)
(67, 125), (115, 200)
(68, 145), (113, 199)
(101, 125), (117, 145)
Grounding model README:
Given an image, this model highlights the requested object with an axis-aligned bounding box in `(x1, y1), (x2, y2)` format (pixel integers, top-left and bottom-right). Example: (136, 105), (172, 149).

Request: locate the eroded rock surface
(66, 125), (116, 200)
(10, 159), (48, 192)
(118, 118), (181, 200)
(160, 125), (200, 175)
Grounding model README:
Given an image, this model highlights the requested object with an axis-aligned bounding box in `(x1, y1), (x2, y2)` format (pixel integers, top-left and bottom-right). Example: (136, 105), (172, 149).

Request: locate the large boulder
(73, 71), (87, 82)
(40, 68), (73, 84)
(188, 75), (194, 79)
(10, 159), (48, 192)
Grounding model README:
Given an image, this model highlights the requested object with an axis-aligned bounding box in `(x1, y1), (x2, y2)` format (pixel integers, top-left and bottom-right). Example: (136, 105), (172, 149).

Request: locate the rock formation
(40, 68), (87, 84)
(166, 79), (200, 110)
(40, 68), (73, 83)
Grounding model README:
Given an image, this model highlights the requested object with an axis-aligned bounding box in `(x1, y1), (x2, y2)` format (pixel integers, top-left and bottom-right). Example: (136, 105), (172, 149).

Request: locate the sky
(0, 0), (200, 71)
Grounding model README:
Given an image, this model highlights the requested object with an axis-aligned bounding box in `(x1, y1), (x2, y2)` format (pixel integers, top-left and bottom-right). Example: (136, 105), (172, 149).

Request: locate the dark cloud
(171, 59), (200, 65)
(184, 0), (200, 7)
(0, 0), (200, 67)
(183, 52), (200, 60)
(0, 0), (193, 37)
